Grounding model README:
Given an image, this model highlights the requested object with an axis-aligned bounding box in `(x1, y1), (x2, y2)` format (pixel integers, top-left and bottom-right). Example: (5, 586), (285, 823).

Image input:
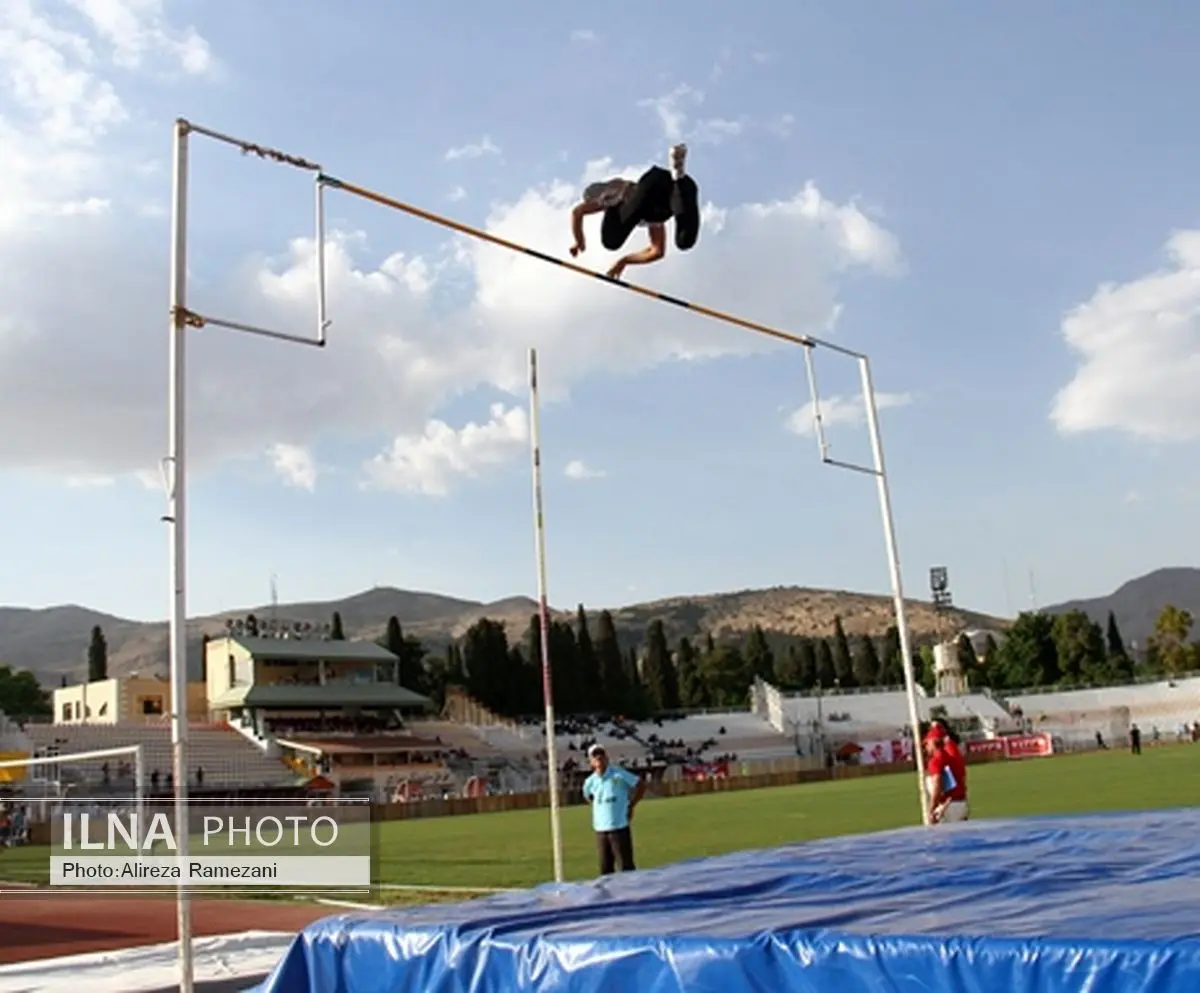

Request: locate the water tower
(933, 641), (968, 697)
(930, 566), (967, 696)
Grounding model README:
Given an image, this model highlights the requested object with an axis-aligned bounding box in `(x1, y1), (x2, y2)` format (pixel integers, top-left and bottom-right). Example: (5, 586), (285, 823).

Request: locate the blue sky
(2, 1), (1198, 624)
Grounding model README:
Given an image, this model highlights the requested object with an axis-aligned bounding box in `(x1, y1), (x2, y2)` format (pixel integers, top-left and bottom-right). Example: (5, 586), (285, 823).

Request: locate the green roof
(210, 681), (432, 711)
(224, 635), (398, 663)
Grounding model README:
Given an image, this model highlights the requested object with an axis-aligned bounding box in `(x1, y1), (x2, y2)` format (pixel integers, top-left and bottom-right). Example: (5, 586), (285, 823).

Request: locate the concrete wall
(52, 677), (206, 725)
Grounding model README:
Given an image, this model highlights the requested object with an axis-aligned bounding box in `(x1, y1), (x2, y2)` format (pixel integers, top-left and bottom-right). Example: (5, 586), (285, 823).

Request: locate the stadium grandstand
(1003, 675), (1200, 748)
(3, 621), (1200, 812)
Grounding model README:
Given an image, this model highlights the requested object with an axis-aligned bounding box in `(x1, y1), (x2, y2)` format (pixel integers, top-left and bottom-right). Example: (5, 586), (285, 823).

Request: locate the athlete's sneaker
(670, 143), (688, 180)
(671, 174), (700, 251)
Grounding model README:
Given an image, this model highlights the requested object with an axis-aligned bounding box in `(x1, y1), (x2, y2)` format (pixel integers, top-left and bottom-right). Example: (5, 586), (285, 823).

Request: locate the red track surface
(0, 893), (334, 965)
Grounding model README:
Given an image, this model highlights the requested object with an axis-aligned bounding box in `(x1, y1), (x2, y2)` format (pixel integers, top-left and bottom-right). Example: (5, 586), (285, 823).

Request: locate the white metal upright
(859, 355), (928, 824)
(802, 347), (930, 824)
(528, 348), (565, 882)
(165, 118), (328, 993)
(165, 122), (194, 993)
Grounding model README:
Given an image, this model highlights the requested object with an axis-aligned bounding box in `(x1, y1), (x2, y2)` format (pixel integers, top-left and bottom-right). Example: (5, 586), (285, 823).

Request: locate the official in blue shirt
(581, 744), (645, 874)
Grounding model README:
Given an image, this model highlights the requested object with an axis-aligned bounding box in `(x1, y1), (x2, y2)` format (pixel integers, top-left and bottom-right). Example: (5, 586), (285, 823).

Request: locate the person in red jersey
(924, 721), (969, 824)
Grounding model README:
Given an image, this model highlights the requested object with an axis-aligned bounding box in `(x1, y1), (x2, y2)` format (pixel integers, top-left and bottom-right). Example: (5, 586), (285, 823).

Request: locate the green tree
(422, 642), (464, 711)
(831, 616), (855, 688)
(1105, 612), (1127, 661)
(1051, 610), (1106, 684)
(955, 632), (978, 677)
(743, 626), (776, 683)
(594, 611), (629, 713)
(815, 638), (837, 688)
(918, 644), (936, 693)
(0, 665), (51, 717)
(699, 644), (751, 707)
(795, 638), (818, 691)
(575, 606), (603, 713)
(1105, 611), (1133, 682)
(461, 618), (511, 714)
(642, 620), (679, 711)
(675, 637), (707, 708)
(330, 611), (346, 641)
(379, 616), (428, 693)
(523, 616), (548, 712)
(993, 611), (1059, 688)
(548, 618), (584, 714)
(87, 625), (107, 682)
(1151, 604), (1196, 676)
(978, 634), (999, 687)
(508, 641), (540, 715)
(1142, 638), (1164, 675)
(381, 616), (404, 657)
(878, 626), (903, 686)
(398, 634), (429, 695)
(444, 641), (467, 686)
(1081, 620), (1109, 683)
(852, 635), (881, 686)
(775, 641), (814, 690)
(623, 646), (652, 719)
(774, 643), (800, 688)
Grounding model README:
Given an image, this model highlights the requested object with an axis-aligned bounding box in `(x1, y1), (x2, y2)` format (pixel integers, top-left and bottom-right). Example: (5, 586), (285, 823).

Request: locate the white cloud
(786, 392), (915, 436)
(447, 185), (467, 202)
(0, 0), (213, 233)
(365, 404), (528, 496)
(569, 28), (596, 43)
(638, 83), (747, 147)
(0, 168), (900, 490)
(66, 0), (215, 76)
(66, 474), (116, 488)
(268, 443), (318, 492)
(564, 459), (606, 481)
(1051, 229), (1200, 442)
(639, 84), (702, 143)
(691, 117), (744, 144)
(444, 136), (501, 161)
(766, 113), (795, 138)
(0, 16), (902, 499)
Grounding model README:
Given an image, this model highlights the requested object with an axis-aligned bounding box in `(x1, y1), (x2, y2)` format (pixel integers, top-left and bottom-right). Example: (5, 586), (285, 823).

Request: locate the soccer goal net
(0, 745), (146, 851)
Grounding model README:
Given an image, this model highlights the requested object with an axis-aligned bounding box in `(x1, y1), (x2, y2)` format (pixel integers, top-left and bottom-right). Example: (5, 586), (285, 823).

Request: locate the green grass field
(3, 746), (1197, 897)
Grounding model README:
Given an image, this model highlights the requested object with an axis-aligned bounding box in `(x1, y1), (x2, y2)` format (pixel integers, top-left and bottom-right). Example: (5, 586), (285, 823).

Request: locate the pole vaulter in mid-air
(569, 143), (701, 279)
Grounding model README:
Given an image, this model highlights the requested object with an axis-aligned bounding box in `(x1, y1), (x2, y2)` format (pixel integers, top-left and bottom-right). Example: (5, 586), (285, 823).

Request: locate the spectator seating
(1007, 677), (1200, 725)
(23, 722), (294, 791)
(781, 689), (1011, 735)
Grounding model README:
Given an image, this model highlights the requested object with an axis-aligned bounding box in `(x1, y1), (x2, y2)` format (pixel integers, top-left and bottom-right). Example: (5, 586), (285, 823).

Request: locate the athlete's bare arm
(570, 201), (604, 257)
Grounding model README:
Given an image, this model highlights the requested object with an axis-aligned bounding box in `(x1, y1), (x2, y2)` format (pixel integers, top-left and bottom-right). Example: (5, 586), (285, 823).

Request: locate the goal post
(0, 744), (146, 853)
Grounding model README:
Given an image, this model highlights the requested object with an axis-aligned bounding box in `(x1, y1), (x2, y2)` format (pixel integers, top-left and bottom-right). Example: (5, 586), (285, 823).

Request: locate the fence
(373, 757), (928, 822)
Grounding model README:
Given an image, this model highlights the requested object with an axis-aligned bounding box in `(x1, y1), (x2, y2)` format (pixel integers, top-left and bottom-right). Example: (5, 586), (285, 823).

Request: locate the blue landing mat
(253, 808), (1200, 993)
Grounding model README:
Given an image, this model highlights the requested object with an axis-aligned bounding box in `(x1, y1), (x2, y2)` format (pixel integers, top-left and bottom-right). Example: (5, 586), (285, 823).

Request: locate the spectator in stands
(10, 805), (27, 846)
(924, 723), (968, 824)
(582, 744), (645, 875)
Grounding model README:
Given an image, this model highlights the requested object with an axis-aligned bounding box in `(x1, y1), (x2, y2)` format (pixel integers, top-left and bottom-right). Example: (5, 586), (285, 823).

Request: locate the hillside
(0, 584), (1003, 687)
(1041, 567), (1200, 646)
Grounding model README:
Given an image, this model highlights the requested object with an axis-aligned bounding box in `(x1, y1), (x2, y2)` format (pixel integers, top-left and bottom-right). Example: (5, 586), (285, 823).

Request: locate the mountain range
(1, 567), (1195, 688)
